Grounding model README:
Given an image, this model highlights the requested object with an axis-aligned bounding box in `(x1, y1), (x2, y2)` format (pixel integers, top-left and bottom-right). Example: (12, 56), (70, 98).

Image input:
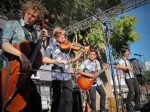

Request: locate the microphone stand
(93, 34), (124, 111)
(112, 52), (125, 112)
(143, 55), (146, 71)
(137, 55), (146, 71)
(104, 27), (120, 112)
(73, 1), (124, 112)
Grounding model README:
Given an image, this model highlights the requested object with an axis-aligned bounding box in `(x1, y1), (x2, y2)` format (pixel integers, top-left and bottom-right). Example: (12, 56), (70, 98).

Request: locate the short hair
(89, 47), (97, 55)
(22, 0), (48, 22)
(121, 48), (130, 54)
(53, 27), (64, 37)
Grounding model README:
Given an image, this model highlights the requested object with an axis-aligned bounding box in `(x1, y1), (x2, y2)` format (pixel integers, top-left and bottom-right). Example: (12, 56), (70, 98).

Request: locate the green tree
(42, 0), (122, 27)
(76, 21), (104, 47)
(137, 69), (150, 85)
(1, 2), (142, 61)
(1, 0), (141, 56)
(75, 15), (140, 54)
(1, 0), (122, 27)
(109, 15), (141, 55)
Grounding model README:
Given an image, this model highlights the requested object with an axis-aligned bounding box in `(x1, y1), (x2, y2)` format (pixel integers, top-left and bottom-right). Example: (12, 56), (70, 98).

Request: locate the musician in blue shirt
(0, 1), (48, 111)
(43, 27), (89, 112)
(78, 48), (106, 112)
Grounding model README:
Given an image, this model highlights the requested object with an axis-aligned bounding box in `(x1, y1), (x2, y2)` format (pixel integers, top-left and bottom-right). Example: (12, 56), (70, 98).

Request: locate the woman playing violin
(0, 0), (48, 111)
(43, 27), (89, 112)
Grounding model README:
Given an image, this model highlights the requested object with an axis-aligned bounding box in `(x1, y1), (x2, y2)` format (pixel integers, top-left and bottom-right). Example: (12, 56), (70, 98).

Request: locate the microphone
(134, 53), (143, 56)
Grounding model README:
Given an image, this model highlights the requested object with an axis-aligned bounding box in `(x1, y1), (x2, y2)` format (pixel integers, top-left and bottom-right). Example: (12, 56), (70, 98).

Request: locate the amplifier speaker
(72, 89), (83, 112)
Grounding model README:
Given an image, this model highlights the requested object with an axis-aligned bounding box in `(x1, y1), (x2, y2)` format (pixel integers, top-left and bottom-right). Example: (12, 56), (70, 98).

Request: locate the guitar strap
(94, 60), (98, 72)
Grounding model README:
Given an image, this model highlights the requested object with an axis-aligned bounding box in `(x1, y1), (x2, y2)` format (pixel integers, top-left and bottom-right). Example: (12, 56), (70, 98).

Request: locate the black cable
(112, 54), (124, 111)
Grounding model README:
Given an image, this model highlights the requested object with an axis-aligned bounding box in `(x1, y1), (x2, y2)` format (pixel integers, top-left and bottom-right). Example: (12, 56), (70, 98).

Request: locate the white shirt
(119, 58), (134, 79)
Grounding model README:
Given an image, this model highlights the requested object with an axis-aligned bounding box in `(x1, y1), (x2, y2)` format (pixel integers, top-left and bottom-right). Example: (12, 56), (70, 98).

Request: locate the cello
(0, 19), (48, 112)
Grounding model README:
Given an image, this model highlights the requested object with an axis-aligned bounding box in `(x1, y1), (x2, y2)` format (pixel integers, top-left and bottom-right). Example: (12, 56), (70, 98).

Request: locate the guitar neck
(95, 68), (107, 78)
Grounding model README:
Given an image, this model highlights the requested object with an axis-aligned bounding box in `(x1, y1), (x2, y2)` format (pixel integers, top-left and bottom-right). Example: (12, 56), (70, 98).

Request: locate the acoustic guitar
(77, 64), (109, 91)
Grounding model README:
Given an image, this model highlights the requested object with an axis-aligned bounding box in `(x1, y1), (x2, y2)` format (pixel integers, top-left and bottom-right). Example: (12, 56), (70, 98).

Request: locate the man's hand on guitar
(86, 73), (94, 78)
(19, 53), (32, 71)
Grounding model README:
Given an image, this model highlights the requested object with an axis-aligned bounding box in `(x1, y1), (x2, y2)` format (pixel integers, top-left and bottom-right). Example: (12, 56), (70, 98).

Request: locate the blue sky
(122, 3), (150, 63)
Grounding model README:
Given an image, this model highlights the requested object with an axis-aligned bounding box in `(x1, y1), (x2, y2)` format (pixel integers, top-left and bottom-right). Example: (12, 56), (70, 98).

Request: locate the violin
(60, 40), (85, 51)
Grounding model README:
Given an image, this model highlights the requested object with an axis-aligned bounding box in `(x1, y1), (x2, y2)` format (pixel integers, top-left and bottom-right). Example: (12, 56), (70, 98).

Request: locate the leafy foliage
(109, 15), (141, 55)
(137, 69), (150, 85)
(74, 15), (140, 55)
(1, 0), (122, 27)
(145, 69), (150, 83)
(1, 0), (24, 9)
(96, 0), (122, 11)
(42, 0), (122, 27)
(1, 0), (141, 57)
(77, 21), (104, 47)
